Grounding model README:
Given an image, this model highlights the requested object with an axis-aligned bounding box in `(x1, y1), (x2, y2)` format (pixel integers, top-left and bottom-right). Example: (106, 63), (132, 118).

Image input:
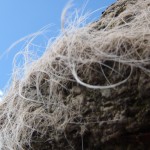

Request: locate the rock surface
(29, 0), (150, 149)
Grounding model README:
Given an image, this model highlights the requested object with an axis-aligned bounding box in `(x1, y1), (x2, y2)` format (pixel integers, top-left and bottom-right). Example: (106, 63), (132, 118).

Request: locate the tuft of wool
(0, 0), (150, 149)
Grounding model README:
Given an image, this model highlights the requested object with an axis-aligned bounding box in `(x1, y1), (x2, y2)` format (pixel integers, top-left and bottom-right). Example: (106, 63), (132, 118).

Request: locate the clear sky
(0, 0), (116, 96)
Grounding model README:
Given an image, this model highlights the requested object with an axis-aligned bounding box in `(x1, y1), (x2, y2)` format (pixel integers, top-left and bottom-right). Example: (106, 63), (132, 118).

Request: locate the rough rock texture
(30, 1), (150, 150)
(0, 0), (150, 150)
(29, 72), (150, 150)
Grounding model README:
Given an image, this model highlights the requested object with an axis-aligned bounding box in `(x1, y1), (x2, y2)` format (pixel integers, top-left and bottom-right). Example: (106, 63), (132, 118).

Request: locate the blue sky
(0, 0), (116, 95)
